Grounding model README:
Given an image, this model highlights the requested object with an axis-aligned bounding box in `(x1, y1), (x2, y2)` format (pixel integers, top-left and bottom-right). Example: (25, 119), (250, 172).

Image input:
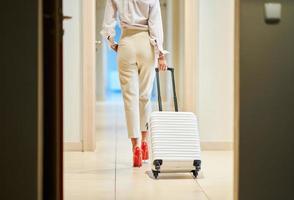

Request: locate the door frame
(234, 0), (240, 199)
(43, 0), (240, 198)
(81, 0), (96, 151)
(43, 0), (63, 199)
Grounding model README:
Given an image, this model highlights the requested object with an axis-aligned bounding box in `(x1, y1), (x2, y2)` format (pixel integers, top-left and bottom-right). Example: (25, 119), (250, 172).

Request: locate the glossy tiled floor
(64, 103), (233, 200)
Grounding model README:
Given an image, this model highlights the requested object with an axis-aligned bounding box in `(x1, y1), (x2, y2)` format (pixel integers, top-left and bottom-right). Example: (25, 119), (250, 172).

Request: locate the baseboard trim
(64, 142), (83, 151)
(201, 141), (233, 151)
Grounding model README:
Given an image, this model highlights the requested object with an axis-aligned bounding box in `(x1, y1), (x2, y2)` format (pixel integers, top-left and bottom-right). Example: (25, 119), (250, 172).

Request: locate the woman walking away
(101, 0), (168, 167)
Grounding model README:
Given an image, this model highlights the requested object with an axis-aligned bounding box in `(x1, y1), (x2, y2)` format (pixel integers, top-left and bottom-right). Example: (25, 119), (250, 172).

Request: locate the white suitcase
(149, 68), (201, 179)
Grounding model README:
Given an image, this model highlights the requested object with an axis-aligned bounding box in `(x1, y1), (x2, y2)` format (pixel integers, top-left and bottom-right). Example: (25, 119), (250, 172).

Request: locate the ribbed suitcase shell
(150, 111), (201, 173)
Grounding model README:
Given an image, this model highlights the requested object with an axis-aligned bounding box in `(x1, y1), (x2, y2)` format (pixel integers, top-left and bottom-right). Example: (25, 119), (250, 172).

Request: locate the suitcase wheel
(192, 170), (198, 178)
(192, 160), (201, 178)
(152, 160), (162, 179)
(153, 160), (163, 170)
(152, 170), (159, 179)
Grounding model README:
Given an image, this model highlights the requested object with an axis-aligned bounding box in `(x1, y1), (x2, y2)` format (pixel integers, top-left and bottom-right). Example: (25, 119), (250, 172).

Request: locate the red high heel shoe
(141, 141), (149, 160)
(133, 146), (142, 167)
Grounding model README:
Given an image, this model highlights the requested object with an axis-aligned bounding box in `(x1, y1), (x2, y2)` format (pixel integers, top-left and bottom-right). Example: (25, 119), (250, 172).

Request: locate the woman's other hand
(158, 54), (167, 71)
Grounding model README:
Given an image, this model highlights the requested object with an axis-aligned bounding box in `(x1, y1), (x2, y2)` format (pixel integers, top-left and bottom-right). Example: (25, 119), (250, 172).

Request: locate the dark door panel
(43, 0), (63, 199)
(239, 1), (294, 199)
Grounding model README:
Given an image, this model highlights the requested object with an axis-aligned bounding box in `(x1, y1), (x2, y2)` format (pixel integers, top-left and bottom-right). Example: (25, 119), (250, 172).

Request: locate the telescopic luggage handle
(155, 67), (179, 112)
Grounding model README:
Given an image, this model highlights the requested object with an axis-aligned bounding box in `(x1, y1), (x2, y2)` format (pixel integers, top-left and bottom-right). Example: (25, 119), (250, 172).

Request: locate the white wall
(63, 0), (82, 142)
(198, 0), (235, 145)
(96, 0), (106, 101)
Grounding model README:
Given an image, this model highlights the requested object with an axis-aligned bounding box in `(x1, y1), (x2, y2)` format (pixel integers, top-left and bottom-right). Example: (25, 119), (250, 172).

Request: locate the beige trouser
(117, 29), (155, 138)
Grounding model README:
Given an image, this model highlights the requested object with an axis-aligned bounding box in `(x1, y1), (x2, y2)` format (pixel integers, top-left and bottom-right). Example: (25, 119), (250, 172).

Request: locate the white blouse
(100, 0), (168, 56)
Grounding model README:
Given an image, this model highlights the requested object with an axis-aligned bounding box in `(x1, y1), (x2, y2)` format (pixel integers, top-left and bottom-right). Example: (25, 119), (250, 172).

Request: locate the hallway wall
(63, 0), (82, 143)
(198, 0), (235, 148)
(63, 0), (96, 151)
(96, 0), (106, 101)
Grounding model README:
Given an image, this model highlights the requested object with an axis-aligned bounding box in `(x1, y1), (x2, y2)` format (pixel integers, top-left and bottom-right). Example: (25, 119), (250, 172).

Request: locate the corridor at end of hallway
(64, 102), (233, 200)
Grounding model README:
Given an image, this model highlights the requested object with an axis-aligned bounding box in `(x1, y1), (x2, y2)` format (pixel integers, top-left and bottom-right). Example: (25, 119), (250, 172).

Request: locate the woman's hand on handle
(108, 36), (118, 52)
(111, 43), (118, 52)
(158, 54), (167, 71)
